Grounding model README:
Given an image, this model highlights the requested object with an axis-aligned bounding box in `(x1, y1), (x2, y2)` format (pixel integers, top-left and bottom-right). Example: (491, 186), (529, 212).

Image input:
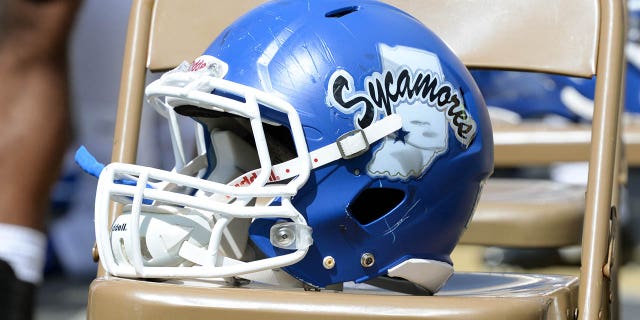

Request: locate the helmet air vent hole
(325, 6), (360, 18)
(119, 238), (130, 265)
(140, 237), (152, 261)
(348, 188), (405, 225)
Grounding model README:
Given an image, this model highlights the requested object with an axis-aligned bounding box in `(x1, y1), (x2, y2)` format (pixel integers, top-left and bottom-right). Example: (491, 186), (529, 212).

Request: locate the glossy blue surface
(201, 0), (493, 288)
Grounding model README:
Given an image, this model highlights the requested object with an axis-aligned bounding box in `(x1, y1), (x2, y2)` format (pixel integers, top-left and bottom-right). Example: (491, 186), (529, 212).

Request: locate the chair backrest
(109, 1), (625, 319)
(146, 0), (599, 75)
(389, 0), (599, 76)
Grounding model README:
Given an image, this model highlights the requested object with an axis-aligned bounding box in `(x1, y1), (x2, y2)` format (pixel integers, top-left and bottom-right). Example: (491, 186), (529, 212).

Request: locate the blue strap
(74, 145), (153, 186)
(74, 145), (105, 179)
(75, 145), (153, 204)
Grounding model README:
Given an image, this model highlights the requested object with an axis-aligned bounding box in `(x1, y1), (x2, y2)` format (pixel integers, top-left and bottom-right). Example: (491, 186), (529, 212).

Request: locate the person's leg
(0, 0), (81, 318)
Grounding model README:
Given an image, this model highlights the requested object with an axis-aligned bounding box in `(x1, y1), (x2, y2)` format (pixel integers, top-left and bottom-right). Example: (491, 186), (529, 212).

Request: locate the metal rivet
(361, 253), (375, 267)
(92, 244), (100, 262)
(274, 226), (295, 247)
(323, 256), (336, 269)
(353, 168), (361, 176)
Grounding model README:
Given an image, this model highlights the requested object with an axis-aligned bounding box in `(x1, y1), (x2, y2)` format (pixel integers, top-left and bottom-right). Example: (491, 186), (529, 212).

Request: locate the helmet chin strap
(223, 113), (403, 188)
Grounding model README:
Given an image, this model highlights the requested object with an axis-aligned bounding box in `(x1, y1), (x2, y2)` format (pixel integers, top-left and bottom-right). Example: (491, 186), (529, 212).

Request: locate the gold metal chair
(87, 1), (626, 319)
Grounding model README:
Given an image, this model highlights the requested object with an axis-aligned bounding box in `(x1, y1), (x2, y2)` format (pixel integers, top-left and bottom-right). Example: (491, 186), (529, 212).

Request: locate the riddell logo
(189, 59), (207, 72)
(234, 171), (280, 187)
(111, 223), (127, 232)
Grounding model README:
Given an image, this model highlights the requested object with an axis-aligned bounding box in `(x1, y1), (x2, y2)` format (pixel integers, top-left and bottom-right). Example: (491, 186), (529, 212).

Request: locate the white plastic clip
(269, 222), (313, 250)
(336, 129), (370, 159)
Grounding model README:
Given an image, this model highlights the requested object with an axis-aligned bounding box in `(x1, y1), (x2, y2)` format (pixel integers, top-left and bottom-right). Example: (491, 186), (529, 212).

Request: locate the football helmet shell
(95, 0), (493, 293)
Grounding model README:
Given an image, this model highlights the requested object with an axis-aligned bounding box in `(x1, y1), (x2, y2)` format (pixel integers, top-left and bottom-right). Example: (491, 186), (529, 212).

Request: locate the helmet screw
(92, 244), (100, 262)
(274, 226), (295, 248)
(360, 253), (375, 268)
(323, 256), (336, 269)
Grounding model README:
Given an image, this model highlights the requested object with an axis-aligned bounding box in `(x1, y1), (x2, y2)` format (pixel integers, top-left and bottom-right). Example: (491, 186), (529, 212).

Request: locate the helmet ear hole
(348, 188), (405, 225)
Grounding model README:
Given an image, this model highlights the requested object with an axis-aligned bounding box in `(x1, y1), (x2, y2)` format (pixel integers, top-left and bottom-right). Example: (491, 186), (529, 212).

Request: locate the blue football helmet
(94, 0), (493, 293)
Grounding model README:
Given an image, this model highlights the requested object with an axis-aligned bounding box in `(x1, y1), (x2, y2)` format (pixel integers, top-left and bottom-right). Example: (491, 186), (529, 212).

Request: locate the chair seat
(460, 178), (585, 247)
(87, 272), (577, 320)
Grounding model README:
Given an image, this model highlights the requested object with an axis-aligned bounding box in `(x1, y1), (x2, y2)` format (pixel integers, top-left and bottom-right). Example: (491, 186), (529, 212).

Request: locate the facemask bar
(146, 64), (208, 175)
(96, 55), (403, 280)
(97, 56), (313, 279)
(145, 58), (312, 193)
(95, 161), (311, 278)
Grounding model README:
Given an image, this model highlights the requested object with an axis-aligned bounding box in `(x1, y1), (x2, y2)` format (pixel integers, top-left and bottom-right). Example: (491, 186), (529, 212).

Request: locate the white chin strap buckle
(336, 129), (370, 159)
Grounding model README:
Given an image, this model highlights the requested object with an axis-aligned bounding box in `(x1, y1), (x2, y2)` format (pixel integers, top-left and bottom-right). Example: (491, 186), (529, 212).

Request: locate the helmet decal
(327, 44), (477, 179)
